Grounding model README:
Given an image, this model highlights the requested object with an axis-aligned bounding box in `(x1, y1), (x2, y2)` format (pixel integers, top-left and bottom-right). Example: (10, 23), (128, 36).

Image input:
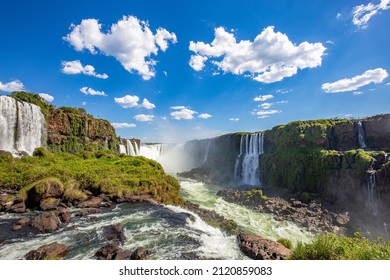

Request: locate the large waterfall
(234, 133), (264, 186)
(357, 121), (367, 149)
(0, 95), (45, 155)
(366, 171), (378, 216)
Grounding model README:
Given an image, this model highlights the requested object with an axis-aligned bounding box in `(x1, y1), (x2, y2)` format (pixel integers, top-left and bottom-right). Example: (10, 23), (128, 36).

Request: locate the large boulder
(25, 242), (68, 260)
(31, 212), (60, 233)
(103, 224), (126, 245)
(130, 247), (149, 260)
(9, 202), (26, 213)
(77, 197), (103, 208)
(95, 243), (129, 260)
(238, 233), (291, 260)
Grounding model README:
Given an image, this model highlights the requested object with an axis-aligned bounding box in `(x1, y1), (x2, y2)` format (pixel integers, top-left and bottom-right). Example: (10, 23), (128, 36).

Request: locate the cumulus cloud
(114, 95), (140, 108)
(38, 93), (54, 102)
(260, 102), (273, 109)
(141, 98), (156, 109)
(352, 0), (390, 29)
(229, 118), (239, 122)
(111, 122), (136, 128)
(254, 94), (274, 102)
(189, 26), (326, 83)
(64, 16), (177, 80)
(61, 60), (108, 79)
(252, 109), (281, 119)
(0, 80), (25, 92)
(80, 86), (107, 96)
(134, 114), (154, 122)
(170, 107), (197, 120)
(322, 68), (388, 93)
(199, 113), (212, 119)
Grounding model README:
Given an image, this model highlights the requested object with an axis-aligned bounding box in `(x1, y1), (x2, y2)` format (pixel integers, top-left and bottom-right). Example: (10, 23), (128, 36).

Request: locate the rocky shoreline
(216, 188), (350, 234)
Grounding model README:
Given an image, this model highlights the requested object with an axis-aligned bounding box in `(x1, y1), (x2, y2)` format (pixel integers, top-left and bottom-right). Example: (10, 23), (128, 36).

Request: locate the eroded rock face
(95, 243), (129, 260)
(238, 233), (291, 260)
(363, 114), (390, 151)
(31, 212), (60, 233)
(25, 242), (68, 260)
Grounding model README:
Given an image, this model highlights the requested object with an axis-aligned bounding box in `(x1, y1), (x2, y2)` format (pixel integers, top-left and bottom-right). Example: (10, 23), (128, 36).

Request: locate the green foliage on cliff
(290, 233), (390, 260)
(0, 149), (182, 205)
(10, 91), (54, 116)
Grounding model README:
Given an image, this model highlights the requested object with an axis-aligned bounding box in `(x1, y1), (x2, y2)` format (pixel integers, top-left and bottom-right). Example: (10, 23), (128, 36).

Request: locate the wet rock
(25, 242), (68, 260)
(238, 233), (291, 260)
(335, 213), (350, 226)
(103, 224), (126, 245)
(76, 208), (100, 217)
(152, 208), (195, 225)
(31, 212), (60, 233)
(9, 202), (26, 213)
(58, 208), (71, 223)
(12, 225), (22, 231)
(95, 243), (129, 260)
(77, 197), (103, 208)
(130, 247), (149, 260)
(40, 198), (60, 211)
(12, 217), (31, 231)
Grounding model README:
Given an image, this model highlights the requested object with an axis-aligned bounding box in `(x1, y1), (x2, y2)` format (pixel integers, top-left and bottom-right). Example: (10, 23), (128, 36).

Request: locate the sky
(1, 0), (389, 143)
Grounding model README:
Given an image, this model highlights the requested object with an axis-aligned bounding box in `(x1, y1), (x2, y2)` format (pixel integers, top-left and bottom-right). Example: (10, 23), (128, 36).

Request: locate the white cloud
(134, 114), (154, 122)
(170, 105), (186, 110)
(170, 107), (197, 120)
(353, 91), (364, 95)
(189, 26), (326, 83)
(276, 100), (288, 104)
(352, 0), (390, 29)
(252, 109), (281, 118)
(0, 80), (24, 92)
(163, 71), (168, 76)
(337, 13), (342, 19)
(141, 98), (156, 109)
(64, 16), (177, 80)
(229, 118), (239, 122)
(387, 82), (390, 85)
(80, 86), (107, 96)
(61, 60), (108, 79)
(111, 122), (136, 128)
(82, 102), (87, 106)
(254, 94), (274, 102)
(199, 113), (212, 119)
(114, 95), (139, 108)
(260, 102), (273, 109)
(276, 89), (291, 94)
(322, 68), (388, 93)
(38, 93), (54, 102)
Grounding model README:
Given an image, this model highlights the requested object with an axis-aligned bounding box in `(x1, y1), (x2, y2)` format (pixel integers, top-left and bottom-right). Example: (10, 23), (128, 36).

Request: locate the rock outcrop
(238, 233), (291, 260)
(31, 212), (60, 233)
(25, 242), (68, 260)
(95, 243), (129, 260)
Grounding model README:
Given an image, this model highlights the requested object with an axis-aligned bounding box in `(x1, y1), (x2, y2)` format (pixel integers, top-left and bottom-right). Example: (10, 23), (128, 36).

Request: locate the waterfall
(0, 95), (45, 155)
(139, 143), (165, 161)
(366, 171), (378, 216)
(119, 144), (126, 154)
(357, 121), (367, 149)
(118, 138), (140, 156)
(234, 133), (264, 186)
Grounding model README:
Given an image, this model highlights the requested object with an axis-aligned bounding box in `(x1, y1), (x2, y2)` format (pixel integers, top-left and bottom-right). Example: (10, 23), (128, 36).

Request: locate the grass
(289, 233), (390, 260)
(0, 148), (182, 205)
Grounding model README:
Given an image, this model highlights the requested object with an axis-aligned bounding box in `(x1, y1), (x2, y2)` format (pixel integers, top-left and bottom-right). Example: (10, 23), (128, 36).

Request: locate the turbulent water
(0, 95), (45, 155)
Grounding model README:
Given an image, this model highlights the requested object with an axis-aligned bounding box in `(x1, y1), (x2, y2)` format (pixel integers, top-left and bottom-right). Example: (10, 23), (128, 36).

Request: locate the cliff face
(8, 92), (118, 154)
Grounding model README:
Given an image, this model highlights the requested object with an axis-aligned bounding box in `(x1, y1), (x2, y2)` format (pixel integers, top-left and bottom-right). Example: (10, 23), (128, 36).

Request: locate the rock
(16, 217), (31, 226)
(31, 212), (60, 233)
(9, 202), (26, 213)
(58, 208), (71, 223)
(238, 233), (291, 260)
(76, 208), (100, 216)
(103, 224), (126, 245)
(130, 247), (149, 260)
(25, 242), (68, 260)
(77, 197), (103, 208)
(335, 213), (350, 226)
(12, 225), (22, 231)
(95, 243), (129, 260)
(40, 198), (60, 211)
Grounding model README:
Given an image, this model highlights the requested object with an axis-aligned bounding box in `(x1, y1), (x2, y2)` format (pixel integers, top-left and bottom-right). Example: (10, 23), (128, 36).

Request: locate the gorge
(1, 92), (390, 259)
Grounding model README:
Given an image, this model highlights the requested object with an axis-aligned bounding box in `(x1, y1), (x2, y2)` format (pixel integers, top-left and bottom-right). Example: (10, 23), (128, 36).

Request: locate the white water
(180, 179), (314, 245)
(357, 121), (367, 149)
(0, 95), (45, 155)
(139, 144), (165, 161)
(234, 133), (264, 186)
(366, 172), (378, 216)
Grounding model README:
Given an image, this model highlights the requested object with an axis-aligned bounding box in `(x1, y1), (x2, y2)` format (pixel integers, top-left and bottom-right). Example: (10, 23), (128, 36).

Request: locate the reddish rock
(95, 243), (129, 260)
(58, 207), (71, 223)
(31, 212), (60, 233)
(130, 247), (149, 260)
(76, 208), (100, 216)
(103, 224), (126, 245)
(25, 242), (68, 260)
(9, 202), (26, 213)
(77, 197), (103, 208)
(40, 198), (60, 211)
(238, 233), (291, 260)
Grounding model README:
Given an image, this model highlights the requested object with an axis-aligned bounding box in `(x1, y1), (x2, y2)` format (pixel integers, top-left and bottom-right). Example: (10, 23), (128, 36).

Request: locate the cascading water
(139, 144), (165, 161)
(0, 95), (45, 155)
(366, 171), (378, 216)
(234, 133), (264, 186)
(357, 121), (367, 149)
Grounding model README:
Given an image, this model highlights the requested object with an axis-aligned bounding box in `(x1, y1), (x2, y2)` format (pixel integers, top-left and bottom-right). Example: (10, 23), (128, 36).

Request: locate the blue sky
(1, 0), (389, 143)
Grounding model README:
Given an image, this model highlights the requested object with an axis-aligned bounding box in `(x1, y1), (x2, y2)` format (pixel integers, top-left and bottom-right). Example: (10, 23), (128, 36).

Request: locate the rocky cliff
(9, 92), (118, 153)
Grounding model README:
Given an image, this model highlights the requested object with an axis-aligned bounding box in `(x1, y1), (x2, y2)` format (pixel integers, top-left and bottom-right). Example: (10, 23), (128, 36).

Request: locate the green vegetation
(277, 238), (293, 249)
(244, 189), (268, 200)
(290, 233), (390, 260)
(58, 106), (89, 117)
(10, 91), (54, 116)
(0, 148), (182, 205)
